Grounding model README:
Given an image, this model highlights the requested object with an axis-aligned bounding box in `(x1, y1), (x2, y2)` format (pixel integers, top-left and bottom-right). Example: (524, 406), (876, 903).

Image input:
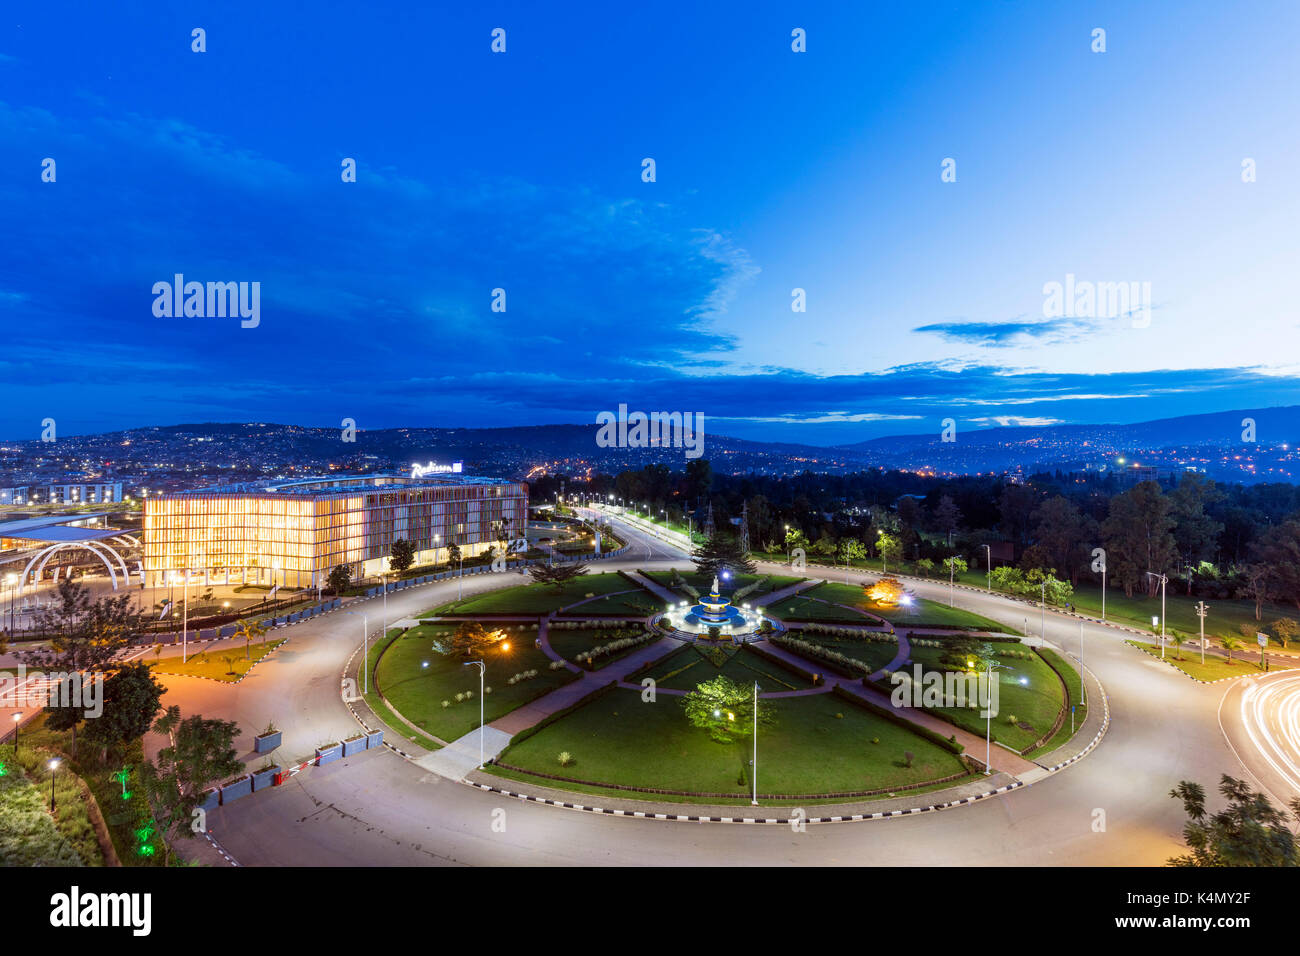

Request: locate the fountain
(666, 573), (761, 639)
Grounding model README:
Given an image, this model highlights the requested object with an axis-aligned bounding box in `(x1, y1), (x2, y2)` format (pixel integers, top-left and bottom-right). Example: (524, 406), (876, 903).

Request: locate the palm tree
(1220, 635), (1242, 665)
(1170, 630), (1188, 661)
(234, 618), (269, 661)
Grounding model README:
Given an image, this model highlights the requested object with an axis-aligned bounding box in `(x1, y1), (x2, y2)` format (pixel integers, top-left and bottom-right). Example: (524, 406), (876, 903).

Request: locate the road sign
(1258, 633), (1269, 648)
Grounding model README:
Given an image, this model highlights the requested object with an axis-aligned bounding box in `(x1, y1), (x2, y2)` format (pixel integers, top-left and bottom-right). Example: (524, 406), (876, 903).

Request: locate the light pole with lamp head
(981, 544), (991, 592)
(464, 660), (485, 770)
(972, 655), (1008, 775)
(48, 758), (59, 811)
(10, 712), (20, 752)
(1195, 600), (1209, 665)
(1146, 571), (1168, 658)
(751, 681), (760, 806)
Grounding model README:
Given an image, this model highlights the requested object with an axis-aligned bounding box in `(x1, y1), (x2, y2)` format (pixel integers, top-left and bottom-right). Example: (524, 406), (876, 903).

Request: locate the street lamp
(10, 712), (20, 752)
(976, 658), (1008, 775)
(1195, 600), (1209, 666)
(981, 544), (992, 592)
(948, 556), (957, 607)
(48, 758), (59, 811)
(345, 611), (369, 694)
(1146, 572), (1168, 658)
(464, 659), (486, 770)
(751, 681), (760, 806)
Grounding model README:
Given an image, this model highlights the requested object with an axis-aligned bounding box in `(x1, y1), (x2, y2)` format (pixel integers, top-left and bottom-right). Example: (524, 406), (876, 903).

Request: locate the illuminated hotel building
(143, 473), (527, 589)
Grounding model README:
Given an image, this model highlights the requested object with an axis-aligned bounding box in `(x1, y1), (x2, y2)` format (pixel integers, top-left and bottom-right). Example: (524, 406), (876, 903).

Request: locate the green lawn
(492, 687), (967, 800)
(374, 623), (580, 740)
(1031, 646), (1089, 757)
(636, 644), (814, 692)
(1125, 640), (1285, 681)
(427, 573), (651, 616)
(146, 638), (286, 682)
(768, 581), (1009, 632)
(0, 746), (89, 865)
(362, 629), (444, 749)
(546, 625), (659, 671)
(786, 633), (1066, 751)
(4, 715), (165, 865)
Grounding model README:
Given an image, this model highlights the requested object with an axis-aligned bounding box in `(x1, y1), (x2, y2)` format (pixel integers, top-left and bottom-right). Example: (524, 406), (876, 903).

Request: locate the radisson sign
(410, 461), (463, 478)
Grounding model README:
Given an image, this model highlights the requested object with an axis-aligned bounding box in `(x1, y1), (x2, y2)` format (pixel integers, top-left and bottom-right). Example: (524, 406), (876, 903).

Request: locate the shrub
(441, 700), (450, 708)
(557, 751), (574, 767)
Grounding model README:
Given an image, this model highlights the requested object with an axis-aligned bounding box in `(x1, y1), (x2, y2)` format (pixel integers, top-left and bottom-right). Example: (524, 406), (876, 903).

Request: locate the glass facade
(143, 474), (527, 588)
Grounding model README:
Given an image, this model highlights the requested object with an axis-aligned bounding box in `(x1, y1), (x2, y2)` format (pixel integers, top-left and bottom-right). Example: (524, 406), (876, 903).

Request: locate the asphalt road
(149, 514), (1281, 866)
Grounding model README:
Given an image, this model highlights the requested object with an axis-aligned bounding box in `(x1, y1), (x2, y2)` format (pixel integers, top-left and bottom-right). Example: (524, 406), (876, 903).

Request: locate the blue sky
(3, 0), (1299, 445)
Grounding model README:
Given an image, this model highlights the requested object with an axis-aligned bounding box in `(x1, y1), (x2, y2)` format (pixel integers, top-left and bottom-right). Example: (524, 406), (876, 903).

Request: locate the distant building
(0, 481), (124, 506)
(143, 473), (527, 588)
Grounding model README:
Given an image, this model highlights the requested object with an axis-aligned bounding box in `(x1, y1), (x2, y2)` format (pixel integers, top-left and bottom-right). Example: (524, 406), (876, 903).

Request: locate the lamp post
(1195, 600), (1209, 666)
(345, 611), (369, 694)
(457, 552), (465, 601)
(975, 657), (1008, 775)
(48, 758), (59, 811)
(464, 660), (485, 770)
(10, 712), (20, 752)
(751, 681), (760, 806)
(948, 557), (956, 607)
(1101, 565), (1107, 621)
(981, 544), (991, 592)
(4, 572), (16, 634)
(1147, 572), (1168, 658)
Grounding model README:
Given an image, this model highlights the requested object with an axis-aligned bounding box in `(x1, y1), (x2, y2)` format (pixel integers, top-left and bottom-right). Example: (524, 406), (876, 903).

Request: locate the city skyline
(4, 1), (1300, 444)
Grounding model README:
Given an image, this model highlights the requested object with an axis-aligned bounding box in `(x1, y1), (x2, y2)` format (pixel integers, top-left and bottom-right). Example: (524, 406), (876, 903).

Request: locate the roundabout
(161, 510), (1259, 866)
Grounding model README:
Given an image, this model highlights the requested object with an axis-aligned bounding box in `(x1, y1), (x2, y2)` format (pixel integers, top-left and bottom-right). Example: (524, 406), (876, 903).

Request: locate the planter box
(254, 730), (281, 753)
(220, 775), (252, 804)
(365, 730), (383, 749)
(198, 787), (221, 811)
(251, 765), (280, 791)
(342, 735), (367, 757)
(316, 742), (342, 765)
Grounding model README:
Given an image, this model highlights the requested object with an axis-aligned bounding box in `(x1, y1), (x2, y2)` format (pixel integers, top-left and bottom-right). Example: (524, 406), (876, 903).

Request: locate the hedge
(747, 642), (824, 686)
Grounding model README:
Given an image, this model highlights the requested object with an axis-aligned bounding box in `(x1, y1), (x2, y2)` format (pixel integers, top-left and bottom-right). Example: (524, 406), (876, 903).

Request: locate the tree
(866, 577), (904, 606)
(389, 538), (416, 574)
(1030, 496), (1096, 585)
(690, 531), (756, 579)
(838, 538), (867, 565)
(1170, 474), (1224, 591)
(326, 564), (352, 595)
(446, 621), (500, 659)
(1220, 635), (1243, 665)
(1100, 481), (1177, 597)
(876, 531), (903, 571)
(527, 562), (590, 590)
(234, 618), (268, 661)
(1270, 618), (1300, 650)
(1169, 630), (1188, 661)
(933, 494), (963, 546)
(446, 542), (462, 567)
(943, 556), (968, 576)
(684, 459), (713, 504)
(1239, 563), (1272, 621)
(21, 578), (140, 674)
(999, 483), (1040, 552)
(1252, 519), (1300, 612)
(1168, 775), (1300, 866)
(81, 663), (165, 764)
(141, 706), (243, 865)
(681, 675), (770, 745)
(784, 527), (808, 555)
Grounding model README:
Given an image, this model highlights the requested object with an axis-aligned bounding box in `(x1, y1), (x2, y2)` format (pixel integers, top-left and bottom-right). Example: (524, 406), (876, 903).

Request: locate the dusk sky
(3, 1), (1299, 445)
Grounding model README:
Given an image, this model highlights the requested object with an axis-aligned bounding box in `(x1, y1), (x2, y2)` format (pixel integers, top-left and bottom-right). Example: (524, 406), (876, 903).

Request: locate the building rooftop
(176, 473), (518, 497)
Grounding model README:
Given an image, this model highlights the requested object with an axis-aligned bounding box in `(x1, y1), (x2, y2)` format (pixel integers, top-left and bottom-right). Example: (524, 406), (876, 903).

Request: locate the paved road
(160, 514), (1273, 866)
